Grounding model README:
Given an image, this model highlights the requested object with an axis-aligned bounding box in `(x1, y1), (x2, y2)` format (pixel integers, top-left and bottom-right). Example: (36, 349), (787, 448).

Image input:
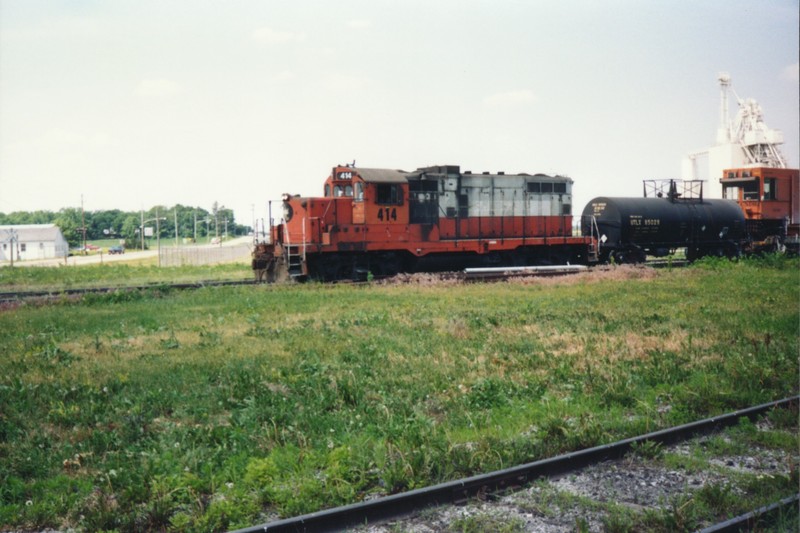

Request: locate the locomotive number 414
(377, 207), (397, 221)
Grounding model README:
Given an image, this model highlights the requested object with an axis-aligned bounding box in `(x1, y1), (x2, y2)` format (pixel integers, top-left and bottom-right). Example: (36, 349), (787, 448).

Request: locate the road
(3, 237), (254, 268)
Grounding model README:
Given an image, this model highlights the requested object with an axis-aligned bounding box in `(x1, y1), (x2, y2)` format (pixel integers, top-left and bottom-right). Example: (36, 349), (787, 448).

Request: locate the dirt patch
(378, 264), (666, 287)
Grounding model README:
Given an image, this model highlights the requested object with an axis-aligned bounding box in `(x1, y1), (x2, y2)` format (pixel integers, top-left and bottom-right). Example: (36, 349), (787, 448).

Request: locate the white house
(0, 224), (69, 262)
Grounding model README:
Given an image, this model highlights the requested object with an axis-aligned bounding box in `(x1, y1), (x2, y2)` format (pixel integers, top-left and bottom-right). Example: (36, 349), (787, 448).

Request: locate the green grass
(0, 256), (797, 531)
(0, 262), (252, 292)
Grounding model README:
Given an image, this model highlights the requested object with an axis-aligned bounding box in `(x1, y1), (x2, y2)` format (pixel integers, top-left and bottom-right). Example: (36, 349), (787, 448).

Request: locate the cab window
(333, 184), (353, 197)
(764, 178), (776, 200)
(743, 181), (759, 200)
(355, 182), (364, 201)
(376, 183), (402, 205)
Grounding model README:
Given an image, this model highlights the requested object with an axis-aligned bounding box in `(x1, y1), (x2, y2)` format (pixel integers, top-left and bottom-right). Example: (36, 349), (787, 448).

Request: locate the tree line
(0, 203), (249, 248)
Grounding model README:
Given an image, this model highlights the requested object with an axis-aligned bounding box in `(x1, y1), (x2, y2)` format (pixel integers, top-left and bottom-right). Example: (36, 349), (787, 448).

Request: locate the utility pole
(4, 229), (18, 267)
(80, 194), (87, 254)
(156, 207), (161, 267)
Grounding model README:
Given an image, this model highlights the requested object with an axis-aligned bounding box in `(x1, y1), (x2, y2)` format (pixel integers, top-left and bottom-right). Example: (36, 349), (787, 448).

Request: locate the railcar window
(527, 182), (540, 193)
(554, 183), (567, 193)
(376, 184), (402, 205)
(345, 185), (353, 197)
(541, 183), (554, 193)
(723, 186), (740, 200)
(743, 181), (759, 201)
(334, 185), (344, 197)
(325, 184), (331, 197)
(355, 182), (364, 201)
(764, 178), (776, 200)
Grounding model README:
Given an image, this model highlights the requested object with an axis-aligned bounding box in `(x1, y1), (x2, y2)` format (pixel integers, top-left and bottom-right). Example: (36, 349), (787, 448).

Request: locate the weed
(0, 263), (796, 530)
(628, 440), (663, 460)
(448, 512), (526, 533)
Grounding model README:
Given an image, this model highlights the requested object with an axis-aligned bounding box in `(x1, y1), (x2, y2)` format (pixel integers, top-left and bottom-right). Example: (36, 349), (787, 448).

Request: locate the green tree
(88, 209), (125, 240)
(120, 215), (141, 249)
(53, 208), (83, 248)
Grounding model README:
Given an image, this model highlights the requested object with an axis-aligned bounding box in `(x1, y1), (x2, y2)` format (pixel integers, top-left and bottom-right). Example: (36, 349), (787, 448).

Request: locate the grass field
(0, 257), (798, 531)
(0, 263), (252, 292)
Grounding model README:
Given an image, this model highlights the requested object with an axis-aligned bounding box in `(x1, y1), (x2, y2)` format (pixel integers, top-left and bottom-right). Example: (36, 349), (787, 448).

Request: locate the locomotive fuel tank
(582, 196), (746, 262)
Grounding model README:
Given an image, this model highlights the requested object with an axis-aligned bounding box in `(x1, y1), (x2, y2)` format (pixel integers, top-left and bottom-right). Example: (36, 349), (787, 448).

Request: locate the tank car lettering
(644, 218), (660, 226)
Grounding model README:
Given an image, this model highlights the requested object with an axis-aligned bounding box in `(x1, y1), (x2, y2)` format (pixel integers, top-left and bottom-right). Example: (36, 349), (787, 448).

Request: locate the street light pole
(139, 216), (166, 259)
(156, 208), (161, 267)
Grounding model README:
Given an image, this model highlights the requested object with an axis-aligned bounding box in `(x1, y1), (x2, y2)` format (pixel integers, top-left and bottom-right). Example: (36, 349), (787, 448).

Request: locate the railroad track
(0, 278), (256, 304)
(0, 259), (689, 303)
(232, 396), (798, 533)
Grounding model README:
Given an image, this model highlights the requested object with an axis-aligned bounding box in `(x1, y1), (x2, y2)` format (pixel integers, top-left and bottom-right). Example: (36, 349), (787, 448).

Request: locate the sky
(1, 0), (798, 227)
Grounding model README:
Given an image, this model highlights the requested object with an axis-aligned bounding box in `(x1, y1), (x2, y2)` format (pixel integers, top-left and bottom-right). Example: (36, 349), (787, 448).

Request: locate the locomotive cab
(324, 166), (410, 225)
(720, 167), (800, 253)
(325, 166), (356, 198)
(352, 168), (409, 226)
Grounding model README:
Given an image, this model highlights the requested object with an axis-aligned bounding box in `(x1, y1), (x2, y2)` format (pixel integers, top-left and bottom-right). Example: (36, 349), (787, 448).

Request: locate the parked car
(108, 245), (125, 255)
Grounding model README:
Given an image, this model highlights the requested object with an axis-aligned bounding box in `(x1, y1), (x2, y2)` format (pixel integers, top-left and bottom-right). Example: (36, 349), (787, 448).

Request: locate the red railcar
(254, 165), (597, 281)
(720, 167), (800, 254)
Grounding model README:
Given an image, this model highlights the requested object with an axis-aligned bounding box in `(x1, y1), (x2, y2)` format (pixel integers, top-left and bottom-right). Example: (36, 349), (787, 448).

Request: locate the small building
(0, 224), (69, 262)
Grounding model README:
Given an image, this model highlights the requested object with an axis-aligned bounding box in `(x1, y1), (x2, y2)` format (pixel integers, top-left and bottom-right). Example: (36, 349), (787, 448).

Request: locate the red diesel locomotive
(253, 164), (597, 281)
(720, 167), (800, 254)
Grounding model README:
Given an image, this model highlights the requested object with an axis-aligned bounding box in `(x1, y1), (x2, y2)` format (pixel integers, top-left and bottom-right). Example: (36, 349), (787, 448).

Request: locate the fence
(158, 243), (252, 267)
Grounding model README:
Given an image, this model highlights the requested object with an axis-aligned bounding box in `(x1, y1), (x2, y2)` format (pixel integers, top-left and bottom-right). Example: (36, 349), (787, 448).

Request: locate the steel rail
(463, 264), (588, 281)
(231, 396), (798, 533)
(697, 493), (800, 533)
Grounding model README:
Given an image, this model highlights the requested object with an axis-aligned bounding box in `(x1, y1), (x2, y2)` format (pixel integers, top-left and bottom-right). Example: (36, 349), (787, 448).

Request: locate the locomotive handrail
(302, 217), (307, 262)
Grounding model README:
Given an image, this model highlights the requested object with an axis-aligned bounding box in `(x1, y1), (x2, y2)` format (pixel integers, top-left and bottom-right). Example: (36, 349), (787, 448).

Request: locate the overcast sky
(1, 0), (798, 227)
